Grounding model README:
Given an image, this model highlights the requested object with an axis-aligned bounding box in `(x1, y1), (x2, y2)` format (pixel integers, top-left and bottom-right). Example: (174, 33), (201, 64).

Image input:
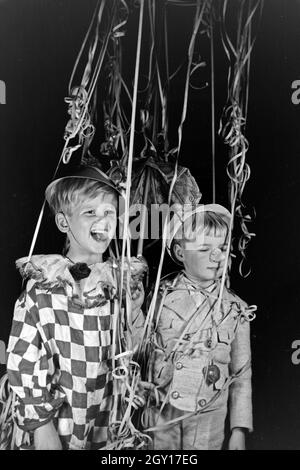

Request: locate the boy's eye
(85, 210), (95, 216)
(104, 209), (115, 216)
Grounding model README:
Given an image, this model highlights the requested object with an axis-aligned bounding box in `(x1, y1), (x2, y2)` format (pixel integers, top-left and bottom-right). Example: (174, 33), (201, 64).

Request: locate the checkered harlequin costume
(7, 255), (145, 450)
(149, 272), (255, 450)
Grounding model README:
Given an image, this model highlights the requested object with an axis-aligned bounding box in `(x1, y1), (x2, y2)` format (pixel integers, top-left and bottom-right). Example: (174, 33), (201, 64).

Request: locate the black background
(0, 0), (300, 450)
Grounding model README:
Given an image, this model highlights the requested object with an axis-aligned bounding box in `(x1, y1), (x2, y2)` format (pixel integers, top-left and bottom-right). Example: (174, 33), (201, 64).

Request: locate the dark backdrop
(0, 0), (300, 450)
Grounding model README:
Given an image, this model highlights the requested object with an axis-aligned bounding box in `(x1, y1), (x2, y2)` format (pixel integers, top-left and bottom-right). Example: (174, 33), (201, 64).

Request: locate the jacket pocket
(215, 329), (231, 365)
(217, 328), (230, 345)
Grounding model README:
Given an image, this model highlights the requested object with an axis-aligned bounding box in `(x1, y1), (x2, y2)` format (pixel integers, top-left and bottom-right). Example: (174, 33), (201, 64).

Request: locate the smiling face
(56, 191), (117, 265)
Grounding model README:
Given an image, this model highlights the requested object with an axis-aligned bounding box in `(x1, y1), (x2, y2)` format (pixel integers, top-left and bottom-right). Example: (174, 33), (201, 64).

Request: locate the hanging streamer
(139, 0), (210, 358)
(219, 0), (264, 277)
(109, 0), (147, 449)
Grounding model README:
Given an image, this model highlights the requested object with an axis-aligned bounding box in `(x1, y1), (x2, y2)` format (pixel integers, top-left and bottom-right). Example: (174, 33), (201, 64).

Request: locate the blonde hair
(171, 211), (229, 261)
(46, 178), (118, 216)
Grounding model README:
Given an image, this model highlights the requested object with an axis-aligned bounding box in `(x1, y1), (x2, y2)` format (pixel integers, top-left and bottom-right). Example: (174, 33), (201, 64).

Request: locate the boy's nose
(210, 248), (225, 263)
(92, 218), (107, 230)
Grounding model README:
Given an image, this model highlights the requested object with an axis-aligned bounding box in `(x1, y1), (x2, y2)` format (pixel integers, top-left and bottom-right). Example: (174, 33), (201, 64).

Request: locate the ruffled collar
(16, 254), (147, 309)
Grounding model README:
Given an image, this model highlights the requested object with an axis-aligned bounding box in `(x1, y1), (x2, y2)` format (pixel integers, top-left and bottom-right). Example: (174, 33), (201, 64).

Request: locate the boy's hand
(34, 420), (62, 450)
(139, 381), (159, 404)
(228, 427), (246, 450)
(130, 280), (144, 310)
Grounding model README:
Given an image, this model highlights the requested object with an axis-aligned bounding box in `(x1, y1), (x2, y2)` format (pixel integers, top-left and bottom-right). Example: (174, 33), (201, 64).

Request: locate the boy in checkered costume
(6, 166), (146, 450)
(147, 204), (255, 450)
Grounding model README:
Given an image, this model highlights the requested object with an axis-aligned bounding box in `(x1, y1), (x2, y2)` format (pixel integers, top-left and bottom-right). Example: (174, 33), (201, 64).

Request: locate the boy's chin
(188, 272), (218, 284)
(201, 271), (222, 283)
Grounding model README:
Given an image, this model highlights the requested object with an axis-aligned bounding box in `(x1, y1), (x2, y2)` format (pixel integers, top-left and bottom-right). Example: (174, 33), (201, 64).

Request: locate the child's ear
(173, 242), (184, 263)
(55, 212), (69, 233)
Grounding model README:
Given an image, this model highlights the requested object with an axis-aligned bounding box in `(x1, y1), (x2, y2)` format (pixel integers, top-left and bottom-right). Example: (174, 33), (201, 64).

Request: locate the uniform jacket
(152, 272), (255, 432)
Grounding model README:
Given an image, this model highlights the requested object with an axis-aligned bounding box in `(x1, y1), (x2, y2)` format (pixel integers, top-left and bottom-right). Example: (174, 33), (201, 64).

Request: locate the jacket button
(176, 362), (183, 370)
(171, 391), (179, 399)
(198, 399), (207, 407)
(205, 339), (212, 348)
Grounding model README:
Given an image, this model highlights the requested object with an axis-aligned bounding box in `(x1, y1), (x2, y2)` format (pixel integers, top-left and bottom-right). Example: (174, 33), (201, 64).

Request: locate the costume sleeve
(6, 281), (65, 432)
(229, 313), (253, 432)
